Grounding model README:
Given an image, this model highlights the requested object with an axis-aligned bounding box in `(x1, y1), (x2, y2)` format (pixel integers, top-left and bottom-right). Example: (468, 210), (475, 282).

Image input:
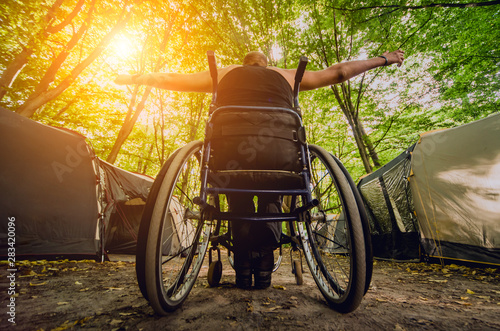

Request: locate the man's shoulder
(218, 65), (242, 81)
(267, 67), (295, 87)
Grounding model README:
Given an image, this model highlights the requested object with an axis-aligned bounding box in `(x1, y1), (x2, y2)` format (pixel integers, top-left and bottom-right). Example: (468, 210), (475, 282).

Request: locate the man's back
(217, 65), (294, 109)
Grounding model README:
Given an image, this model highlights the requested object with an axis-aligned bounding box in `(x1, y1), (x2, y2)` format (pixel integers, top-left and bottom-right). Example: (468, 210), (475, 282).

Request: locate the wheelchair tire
(299, 145), (366, 313)
(136, 148), (180, 301)
(143, 141), (211, 314)
(331, 154), (373, 295)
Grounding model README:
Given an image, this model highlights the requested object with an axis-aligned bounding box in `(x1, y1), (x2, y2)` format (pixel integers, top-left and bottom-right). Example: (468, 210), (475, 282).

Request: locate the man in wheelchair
(115, 49), (404, 289)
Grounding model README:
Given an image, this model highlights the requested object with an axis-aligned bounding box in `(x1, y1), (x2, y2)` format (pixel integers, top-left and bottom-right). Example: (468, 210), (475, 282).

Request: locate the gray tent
(411, 112), (500, 265)
(0, 108), (153, 259)
(357, 145), (420, 261)
(100, 160), (153, 255)
(358, 113), (500, 266)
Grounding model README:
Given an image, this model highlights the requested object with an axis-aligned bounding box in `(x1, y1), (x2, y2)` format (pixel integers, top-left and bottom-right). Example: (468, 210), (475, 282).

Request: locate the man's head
(243, 51), (268, 67)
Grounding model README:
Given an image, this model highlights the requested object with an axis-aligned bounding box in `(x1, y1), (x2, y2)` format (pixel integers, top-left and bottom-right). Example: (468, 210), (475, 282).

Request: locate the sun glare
(271, 44), (283, 62)
(110, 34), (137, 60)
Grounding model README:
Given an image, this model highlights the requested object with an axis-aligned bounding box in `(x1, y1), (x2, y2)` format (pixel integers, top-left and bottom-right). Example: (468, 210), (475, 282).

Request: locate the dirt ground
(1, 251), (499, 331)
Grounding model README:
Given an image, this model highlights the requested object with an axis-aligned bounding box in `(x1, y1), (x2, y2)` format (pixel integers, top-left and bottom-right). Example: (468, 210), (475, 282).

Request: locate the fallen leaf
(19, 270), (38, 278)
(104, 287), (124, 292)
(376, 298), (388, 302)
(466, 289), (475, 295)
(75, 281), (82, 285)
(57, 302), (69, 305)
(394, 323), (405, 330)
(29, 281), (47, 286)
(51, 320), (73, 331)
(273, 285), (286, 290)
(75, 316), (93, 325)
(429, 279), (448, 283)
(455, 301), (472, 306)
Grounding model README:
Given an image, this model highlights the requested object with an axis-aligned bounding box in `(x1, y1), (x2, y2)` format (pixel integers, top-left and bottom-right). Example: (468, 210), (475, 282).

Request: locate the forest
(1, 0), (498, 179)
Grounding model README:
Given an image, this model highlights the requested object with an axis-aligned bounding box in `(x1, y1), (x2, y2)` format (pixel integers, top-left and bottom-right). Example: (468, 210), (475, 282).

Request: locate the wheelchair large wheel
(142, 141), (211, 315)
(331, 154), (373, 295)
(136, 149), (180, 301)
(298, 145), (366, 313)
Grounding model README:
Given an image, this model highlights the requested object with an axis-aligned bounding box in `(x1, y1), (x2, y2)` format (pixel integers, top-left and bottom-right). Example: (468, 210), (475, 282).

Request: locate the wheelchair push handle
(207, 50), (218, 99)
(294, 56), (309, 85)
(293, 56), (308, 110)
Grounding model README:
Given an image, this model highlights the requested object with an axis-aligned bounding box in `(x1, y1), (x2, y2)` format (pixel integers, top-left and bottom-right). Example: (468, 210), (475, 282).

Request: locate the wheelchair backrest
(206, 105), (306, 174)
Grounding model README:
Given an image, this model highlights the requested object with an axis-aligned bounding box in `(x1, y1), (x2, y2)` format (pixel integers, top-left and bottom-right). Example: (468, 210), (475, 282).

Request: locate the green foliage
(1, 0), (498, 179)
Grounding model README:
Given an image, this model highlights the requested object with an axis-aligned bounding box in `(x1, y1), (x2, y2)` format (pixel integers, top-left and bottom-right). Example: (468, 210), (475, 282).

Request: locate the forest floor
(1, 250), (500, 330)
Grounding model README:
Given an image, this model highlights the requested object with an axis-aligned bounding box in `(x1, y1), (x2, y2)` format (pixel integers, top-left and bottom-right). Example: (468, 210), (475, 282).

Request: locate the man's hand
(383, 50), (405, 67)
(114, 74), (135, 85)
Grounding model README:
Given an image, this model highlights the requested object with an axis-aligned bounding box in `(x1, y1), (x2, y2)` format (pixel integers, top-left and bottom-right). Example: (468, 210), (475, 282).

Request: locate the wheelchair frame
(135, 52), (372, 315)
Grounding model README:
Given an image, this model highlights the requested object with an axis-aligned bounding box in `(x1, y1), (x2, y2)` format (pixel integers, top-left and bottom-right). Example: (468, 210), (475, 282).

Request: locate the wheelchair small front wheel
(143, 141), (211, 315)
(293, 260), (303, 285)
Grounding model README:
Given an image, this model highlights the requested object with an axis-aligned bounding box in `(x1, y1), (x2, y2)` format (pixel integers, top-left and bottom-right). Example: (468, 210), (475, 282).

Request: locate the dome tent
(0, 108), (153, 259)
(358, 113), (500, 266)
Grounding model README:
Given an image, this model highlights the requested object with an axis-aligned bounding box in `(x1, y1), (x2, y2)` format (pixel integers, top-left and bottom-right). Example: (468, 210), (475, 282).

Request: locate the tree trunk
(106, 87), (153, 164)
(106, 9), (189, 164)
(359, 122), (381, 168)
(330, 84), (373, 173)
(0, 48), (32, 101)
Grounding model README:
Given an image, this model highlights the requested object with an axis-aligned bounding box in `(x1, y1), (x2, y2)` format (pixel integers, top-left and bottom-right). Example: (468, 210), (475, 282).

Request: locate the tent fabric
(99, 160), (152, 203)
(100, 160), (153, 254)
(0, 108), (100, 256)
(357, 145), (420, 260)
(0, 108), (154, 258)
(410, 112), (500, 265)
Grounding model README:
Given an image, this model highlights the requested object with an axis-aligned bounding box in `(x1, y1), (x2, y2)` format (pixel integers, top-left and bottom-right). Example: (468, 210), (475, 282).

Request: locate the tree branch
(329, 0), (500, 12)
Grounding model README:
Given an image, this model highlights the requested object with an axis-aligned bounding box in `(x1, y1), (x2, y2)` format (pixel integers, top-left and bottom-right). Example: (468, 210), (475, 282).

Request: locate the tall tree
(14, 2), (131, 118)
(298, 1), (386, 173)
(0, 0), (86, 101)
(106, 1), (195, 164)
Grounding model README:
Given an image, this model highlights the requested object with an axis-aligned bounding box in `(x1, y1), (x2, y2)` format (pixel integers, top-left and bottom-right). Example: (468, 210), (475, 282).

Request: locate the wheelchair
(135, 52), (373, 315)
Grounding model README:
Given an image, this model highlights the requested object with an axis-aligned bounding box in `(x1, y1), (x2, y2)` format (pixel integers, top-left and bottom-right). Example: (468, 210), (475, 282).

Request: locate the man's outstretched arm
(114, 65), (239, 93)
(114, 71), (213, 93)
(299, 50), (405, 91)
